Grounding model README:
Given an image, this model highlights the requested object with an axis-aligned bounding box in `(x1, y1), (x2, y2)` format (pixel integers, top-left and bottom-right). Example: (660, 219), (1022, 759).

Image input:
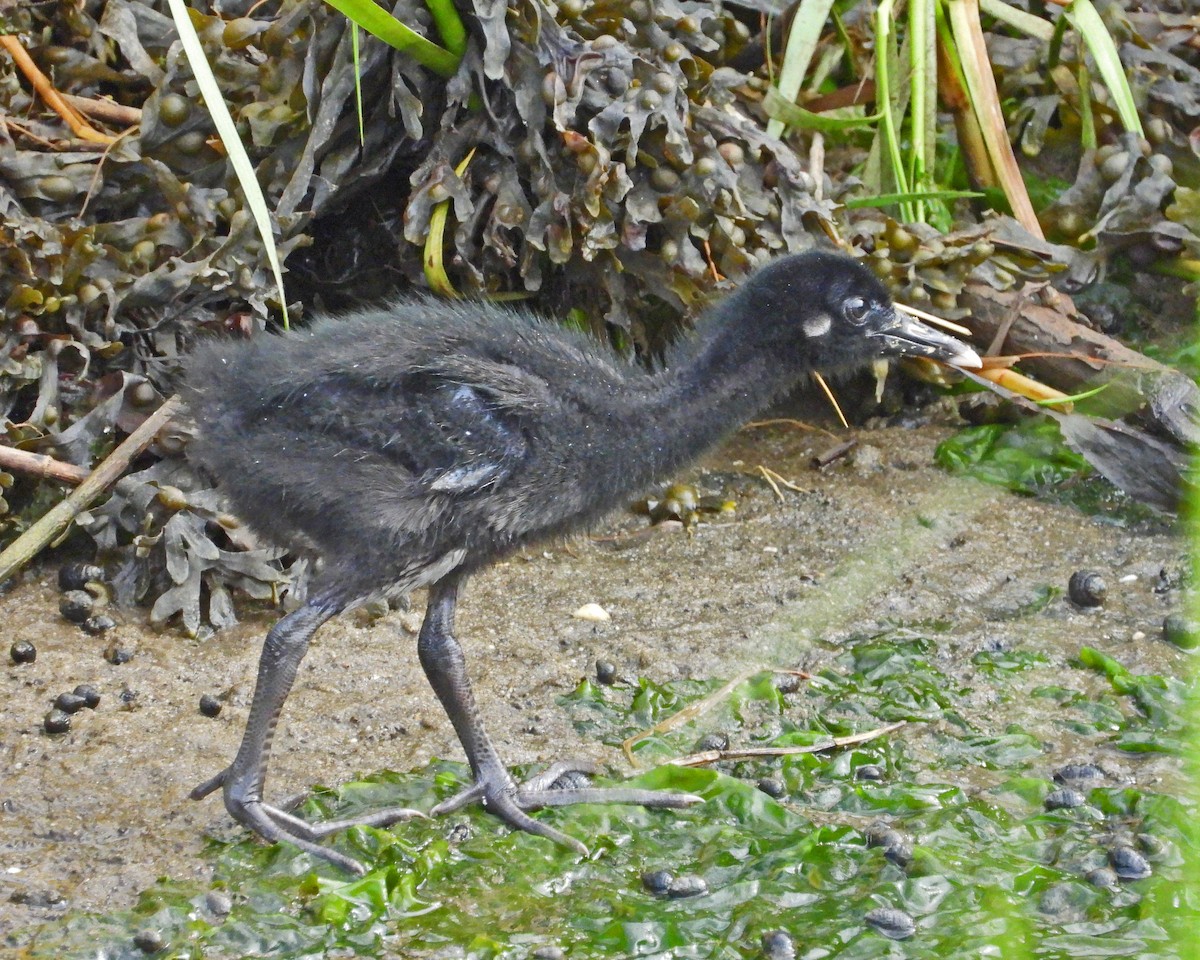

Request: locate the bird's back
(185, 298), (656, 601)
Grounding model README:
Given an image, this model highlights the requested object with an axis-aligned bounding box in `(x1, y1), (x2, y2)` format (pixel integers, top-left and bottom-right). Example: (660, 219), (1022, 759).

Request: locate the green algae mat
(13, 631), (1198, 959)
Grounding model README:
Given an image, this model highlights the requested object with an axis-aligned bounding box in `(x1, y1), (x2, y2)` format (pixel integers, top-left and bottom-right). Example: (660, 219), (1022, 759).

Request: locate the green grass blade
(831, 9), (855, 80)
(424, 0), (467, 58)
(762, 87), (879, 131)
(946, 0), (1042, 236)
(165, 0), (289, 328)
(979, 0), (1053, 41)
(352, 24), (364, 146)
(1063, 0), (1144, 137)
(1032, 382), (1110, 406)
(845, 188), (984, 208)
(875, 0), (915, 221)
(909, 0), (937, 222)
(423, 148), (475, 297)
(1047, 7), (1069, 68)
(1152, 257), (1200, 283)
(1185, 446), (1200, 957)
(322, 0), (460, 77)
(1077, 60), (1096, 150)
(765, 0), (837, 140)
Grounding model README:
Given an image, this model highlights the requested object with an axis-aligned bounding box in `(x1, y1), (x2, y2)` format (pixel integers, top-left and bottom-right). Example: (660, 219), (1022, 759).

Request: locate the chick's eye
(843, 296), (869, 324)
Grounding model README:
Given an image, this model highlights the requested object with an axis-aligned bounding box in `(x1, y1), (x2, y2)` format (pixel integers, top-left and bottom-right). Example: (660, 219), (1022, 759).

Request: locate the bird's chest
(519, 412), (660, 530)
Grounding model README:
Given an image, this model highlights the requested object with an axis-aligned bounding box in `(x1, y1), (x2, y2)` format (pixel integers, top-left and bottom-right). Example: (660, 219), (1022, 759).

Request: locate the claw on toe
(191, 757), (702, 874)
(189, 769), (226, 801)
(425, 760), (706, 860)
(189, 768), (429, 874)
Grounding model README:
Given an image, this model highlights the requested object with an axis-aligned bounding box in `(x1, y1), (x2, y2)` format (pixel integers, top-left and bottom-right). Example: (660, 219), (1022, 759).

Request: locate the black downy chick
(184, 250), (981, 873)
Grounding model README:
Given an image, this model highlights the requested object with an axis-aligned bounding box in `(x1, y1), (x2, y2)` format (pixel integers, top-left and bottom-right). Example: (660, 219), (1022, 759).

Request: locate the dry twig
(757, 464), (807, 501)
(0, 396), (182, 584)
(894, 302), (973, 337)
(668, 720), (908, 767)
(622, 668), (811, 764)
(744, 417), (841, 442)
(0, 446), (89, 485)
(0, 35), (117, 144)
(812, 438), (857, 468)
(62, 93), (142, 127)
(811, 371), (849, 428)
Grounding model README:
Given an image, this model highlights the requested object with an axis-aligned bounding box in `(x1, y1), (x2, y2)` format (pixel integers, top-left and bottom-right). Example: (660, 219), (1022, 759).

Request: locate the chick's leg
(191, 599), (421, 874)
(418, 575), (702, 855)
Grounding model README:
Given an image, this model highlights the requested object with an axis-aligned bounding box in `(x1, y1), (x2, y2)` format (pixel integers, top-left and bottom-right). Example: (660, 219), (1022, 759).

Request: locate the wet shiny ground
(0, 423), (1185, 939)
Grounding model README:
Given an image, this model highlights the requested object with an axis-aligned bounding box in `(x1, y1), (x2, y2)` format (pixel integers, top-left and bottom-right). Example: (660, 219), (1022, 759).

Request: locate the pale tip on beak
(873, 309), (984, 370)
(945, 343), (983, 370)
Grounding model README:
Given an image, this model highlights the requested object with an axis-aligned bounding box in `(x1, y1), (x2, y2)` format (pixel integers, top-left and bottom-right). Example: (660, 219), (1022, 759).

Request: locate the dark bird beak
(869, 309), (982, 369)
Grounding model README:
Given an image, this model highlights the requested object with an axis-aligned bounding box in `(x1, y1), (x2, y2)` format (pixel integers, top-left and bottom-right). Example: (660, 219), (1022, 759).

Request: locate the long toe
(219, 793), (426, 874)
(482, 789), (590, 857)
(430, 760), (702, 856)
(299, 805), (428, 839)
(236, 800), (369, 875)
(520, 785), (705, 810)
(516, 761), (704, 810)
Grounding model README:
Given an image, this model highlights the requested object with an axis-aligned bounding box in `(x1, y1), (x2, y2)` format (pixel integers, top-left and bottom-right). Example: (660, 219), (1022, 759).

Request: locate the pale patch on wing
(429, 462), (505, 493)
(803, 312), (832, 337)
(373, 547), (468, 604)
(424, 548), (467, 585)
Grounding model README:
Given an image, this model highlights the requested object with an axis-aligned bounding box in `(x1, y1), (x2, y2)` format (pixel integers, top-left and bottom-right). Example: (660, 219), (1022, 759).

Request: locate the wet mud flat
(0, 423), (1185, 942)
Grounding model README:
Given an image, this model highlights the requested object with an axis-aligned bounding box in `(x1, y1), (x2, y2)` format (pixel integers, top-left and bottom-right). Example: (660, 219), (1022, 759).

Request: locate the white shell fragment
(572, 603), (611, 622)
